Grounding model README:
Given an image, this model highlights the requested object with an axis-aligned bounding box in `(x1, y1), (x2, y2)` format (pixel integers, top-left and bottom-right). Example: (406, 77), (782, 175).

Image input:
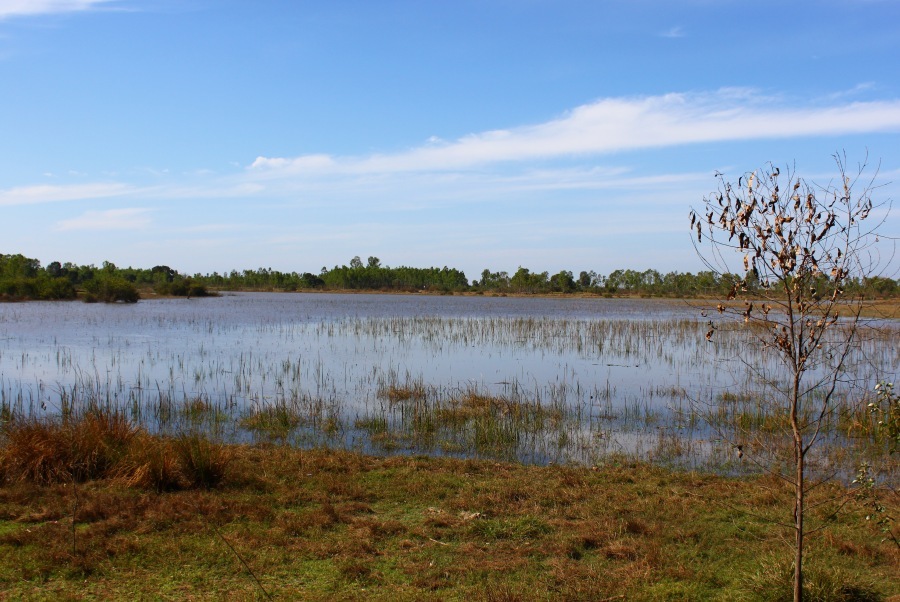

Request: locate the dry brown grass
(0, 411), (135, 484)
(382, 381), (428, 402)
(0, 435), (897, 599)
(0, 414), (231, 492)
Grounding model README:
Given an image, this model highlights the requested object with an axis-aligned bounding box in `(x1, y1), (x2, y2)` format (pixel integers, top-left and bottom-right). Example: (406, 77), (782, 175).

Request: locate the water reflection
(1, 292), (896, 472)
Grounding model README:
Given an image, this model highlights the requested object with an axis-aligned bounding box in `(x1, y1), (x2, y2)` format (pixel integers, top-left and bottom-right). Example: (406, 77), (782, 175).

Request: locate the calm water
(1, 292), (896, 469)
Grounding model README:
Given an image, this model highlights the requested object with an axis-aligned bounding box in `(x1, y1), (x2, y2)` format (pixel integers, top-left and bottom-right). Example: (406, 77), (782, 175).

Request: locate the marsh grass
(0, 445), (896, 600)
(0, 411), (135, 484)
(357, 382), (579, 462)
(117, 433), (185, 491)
(172, 432), (232, 489)
(380, 379), (428, 403)
(0, 412), (231, 492)
(2, 302), (897, 475)
(239, 401), (305, 441)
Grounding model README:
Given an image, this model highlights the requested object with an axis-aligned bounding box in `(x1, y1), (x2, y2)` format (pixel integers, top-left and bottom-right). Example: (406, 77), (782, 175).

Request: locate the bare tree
(689, 154), (893, 602)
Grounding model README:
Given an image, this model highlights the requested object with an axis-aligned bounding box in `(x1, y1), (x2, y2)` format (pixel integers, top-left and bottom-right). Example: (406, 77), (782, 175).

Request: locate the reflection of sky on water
(2, 293), (895, 407)
(1, 292), (897, 470)
(1, 293), (722, 407)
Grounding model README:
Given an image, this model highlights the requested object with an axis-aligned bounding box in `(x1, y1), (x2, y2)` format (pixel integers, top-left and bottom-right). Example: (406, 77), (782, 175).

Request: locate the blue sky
(2, 0), (899, 279)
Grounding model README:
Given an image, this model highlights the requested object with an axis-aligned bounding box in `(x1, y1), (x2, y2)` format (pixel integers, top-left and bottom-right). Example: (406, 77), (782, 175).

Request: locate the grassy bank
(1, 416), (897, 601)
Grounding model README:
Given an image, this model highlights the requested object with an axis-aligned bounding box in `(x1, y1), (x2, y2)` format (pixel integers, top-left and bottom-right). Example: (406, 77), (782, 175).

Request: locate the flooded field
(1, 293), (897, 474)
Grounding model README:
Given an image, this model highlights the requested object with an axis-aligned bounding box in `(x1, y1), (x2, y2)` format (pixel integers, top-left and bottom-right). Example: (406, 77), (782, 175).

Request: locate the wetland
(1, 292), (896, 476)
(2, 292), (898, 600)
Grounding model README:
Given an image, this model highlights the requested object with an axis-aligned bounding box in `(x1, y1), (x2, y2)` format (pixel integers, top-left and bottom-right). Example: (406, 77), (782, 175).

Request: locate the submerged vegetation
(1, 303), (896, 477)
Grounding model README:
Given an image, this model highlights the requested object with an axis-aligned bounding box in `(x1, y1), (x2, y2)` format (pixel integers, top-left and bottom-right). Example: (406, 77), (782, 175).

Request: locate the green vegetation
(0, 254), (76, 301)
(82, 276), (140, 303)
(359, 383), (574, 462)
(1, 412), (897, 600)
(4, 252), (898, 301)
(0, 255), (219, 302)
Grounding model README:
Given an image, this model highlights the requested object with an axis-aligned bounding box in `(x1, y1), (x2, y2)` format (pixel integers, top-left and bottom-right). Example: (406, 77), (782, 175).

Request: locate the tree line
(0, 254), (208, 303)
(2, 252), (898, 302)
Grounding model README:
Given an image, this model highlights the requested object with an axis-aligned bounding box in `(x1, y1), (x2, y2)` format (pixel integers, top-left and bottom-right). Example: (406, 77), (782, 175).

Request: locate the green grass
(0, 441), (897, 601)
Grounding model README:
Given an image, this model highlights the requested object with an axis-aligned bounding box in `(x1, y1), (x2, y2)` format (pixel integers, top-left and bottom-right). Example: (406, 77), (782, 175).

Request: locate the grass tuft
(1, 413), (232, 492)
(741, 554), (883, 601)
(0, 411), (135, 484)
(172, 432), (232, 489)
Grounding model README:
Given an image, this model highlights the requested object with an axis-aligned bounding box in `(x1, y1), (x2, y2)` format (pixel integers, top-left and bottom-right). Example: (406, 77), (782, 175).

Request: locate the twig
(71, 473), (78, 558)
(196, 500), (273, 601)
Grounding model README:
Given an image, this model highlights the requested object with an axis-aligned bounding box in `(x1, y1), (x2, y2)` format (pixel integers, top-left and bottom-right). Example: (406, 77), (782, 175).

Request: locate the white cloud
(0, 0), (113, 19)
(250, 154), (335, 171)
(54, 208), (152, 231)
(0, 182), (132, 205)
(249, 90), (900, 177)
(661, 26), (685, 38)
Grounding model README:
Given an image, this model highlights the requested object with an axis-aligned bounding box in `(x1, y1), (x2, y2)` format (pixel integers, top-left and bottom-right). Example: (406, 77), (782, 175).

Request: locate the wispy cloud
(55, 207), (152, 231)
(249, 89), (900, 177)
(660, 26), (685, 38)
(0, 0), (114, 19)
(178, 223), (243, 234)
(0, 182), (132, 205)
(825, 82), (877, 100)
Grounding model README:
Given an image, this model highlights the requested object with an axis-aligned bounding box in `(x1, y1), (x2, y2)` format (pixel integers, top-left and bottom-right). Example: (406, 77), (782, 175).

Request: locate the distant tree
(151, 265), (176, 283)
(549, 270), (576, 293)
(349, 256), (363, 269)
(478, 269), (510, 291)
(578, 270), (596, 290)
(510, 267), (549, 293)
(0, 254), (40, 279)
(300, 272), (325, 288)
(46, 261), (63, 277)
(863, 276), (898, 298)
(604, 269), (623, 293)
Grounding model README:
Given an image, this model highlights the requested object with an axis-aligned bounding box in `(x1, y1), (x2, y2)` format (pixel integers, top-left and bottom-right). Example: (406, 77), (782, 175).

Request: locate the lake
(1, 292), (896, 471)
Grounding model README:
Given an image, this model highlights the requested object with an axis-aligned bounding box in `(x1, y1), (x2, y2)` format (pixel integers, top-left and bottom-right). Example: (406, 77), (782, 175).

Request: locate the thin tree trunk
(791, 366), (804, 602)
(794, 433), (804, 602)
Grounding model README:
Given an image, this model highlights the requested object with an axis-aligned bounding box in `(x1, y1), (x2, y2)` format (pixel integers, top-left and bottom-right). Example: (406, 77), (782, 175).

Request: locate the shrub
(0, 277), (38, 300)
(38, 277), (77, 300)
(154, 277), (211, 298)
(82, 277), (140, 303)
